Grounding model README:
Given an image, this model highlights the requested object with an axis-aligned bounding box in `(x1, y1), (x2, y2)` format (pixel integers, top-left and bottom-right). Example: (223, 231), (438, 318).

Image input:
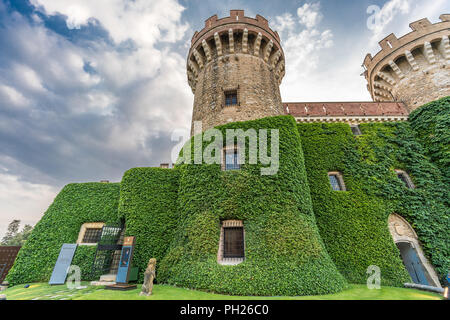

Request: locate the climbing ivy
(6, 183), (121, 285)
(119, 167), (180, 282)
(159, 116), (347, 296)
(298, 120), (449, 285)
(409, 96), (450, 185)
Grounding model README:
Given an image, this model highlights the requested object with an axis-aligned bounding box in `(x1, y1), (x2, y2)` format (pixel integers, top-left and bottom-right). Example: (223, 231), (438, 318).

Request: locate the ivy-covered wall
(6, 183), (121, 285)
(409, 96), (450, 185)
(298, 120), (449, 285)
(159, 116), (347, 296)
(7, 99), (448, 292)
(119, 168), (180, 282)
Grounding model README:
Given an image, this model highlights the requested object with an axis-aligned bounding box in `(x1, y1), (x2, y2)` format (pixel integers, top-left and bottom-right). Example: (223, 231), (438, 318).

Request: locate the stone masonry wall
(364, 15), (450, 112)
(187, 10), (286, 134)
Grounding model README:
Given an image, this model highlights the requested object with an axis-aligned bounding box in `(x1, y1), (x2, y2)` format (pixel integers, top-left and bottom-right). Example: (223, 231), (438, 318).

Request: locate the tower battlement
(187, 10), (285, 94)
(191, 10), (281, 46)
(363, 14), (450, 111)
(188, 10), (286, 133)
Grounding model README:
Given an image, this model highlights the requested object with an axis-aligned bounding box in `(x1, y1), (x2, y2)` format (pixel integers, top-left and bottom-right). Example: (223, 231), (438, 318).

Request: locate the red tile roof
(283, 102), (409, 117)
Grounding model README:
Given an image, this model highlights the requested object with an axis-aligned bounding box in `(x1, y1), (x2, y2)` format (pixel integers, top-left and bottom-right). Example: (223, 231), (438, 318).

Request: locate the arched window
(328, 172), (346, 191)
(395, 170), (415, 189)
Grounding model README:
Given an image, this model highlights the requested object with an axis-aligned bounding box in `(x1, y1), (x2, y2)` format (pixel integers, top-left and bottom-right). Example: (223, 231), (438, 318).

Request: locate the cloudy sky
(0, 0), (449, 238)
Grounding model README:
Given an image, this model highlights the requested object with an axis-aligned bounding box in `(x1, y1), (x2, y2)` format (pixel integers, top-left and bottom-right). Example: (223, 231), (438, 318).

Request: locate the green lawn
(2, 283), (442, 300)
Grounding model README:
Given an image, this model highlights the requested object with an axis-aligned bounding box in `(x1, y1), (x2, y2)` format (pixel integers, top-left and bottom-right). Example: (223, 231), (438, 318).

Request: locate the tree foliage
(1, 220), (34, 246)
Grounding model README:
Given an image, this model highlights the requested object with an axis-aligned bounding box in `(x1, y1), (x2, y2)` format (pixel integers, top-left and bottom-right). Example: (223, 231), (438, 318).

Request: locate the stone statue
(140, 258), (156, 296)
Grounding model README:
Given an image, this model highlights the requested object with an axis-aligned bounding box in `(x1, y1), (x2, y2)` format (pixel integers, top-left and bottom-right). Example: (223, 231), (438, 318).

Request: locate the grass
(2, 283), (443, 300)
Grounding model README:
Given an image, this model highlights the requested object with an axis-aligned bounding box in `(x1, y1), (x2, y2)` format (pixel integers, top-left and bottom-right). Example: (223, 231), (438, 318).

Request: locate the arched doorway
(388, 214), (441, 287)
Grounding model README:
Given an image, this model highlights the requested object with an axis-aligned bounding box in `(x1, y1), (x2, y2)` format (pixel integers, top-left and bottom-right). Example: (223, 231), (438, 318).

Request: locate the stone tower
(187, 10), (286, 133)
(363, 14), (450, 112)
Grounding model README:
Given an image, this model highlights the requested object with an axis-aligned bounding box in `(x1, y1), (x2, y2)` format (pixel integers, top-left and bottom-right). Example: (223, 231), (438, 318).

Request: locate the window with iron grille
(224, 147), (240, 171)
(328, 172), (345, 191)
(395, 170), (415, 189)
(82, 228), (102, 244)
(225, 90), (238, 106)
(223, 227), (245, 259)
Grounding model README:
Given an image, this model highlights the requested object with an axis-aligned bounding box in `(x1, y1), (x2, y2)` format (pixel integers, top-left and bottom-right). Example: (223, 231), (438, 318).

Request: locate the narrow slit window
(328, 172), (346, 191)
(223, 227), (245, 259)
(225, 90), (238, 106)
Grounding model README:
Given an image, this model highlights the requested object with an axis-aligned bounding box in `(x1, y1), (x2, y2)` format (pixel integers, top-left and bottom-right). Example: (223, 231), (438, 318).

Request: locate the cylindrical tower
(363, 14), (450, 112)
(187, 10), (286, 133)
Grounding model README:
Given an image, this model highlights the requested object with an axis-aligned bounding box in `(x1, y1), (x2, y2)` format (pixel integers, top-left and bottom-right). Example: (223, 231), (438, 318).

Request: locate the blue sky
(0, 0), (449, 238)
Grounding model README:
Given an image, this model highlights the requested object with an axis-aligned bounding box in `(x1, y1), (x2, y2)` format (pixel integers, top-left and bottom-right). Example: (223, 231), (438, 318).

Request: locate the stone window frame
(388, 213), (441, 287)
(395, 169), (415, 189)
(222, 85), (240, 108)
(77, 222), (105, 245)
(217, 220), (245, 265)
(221, 144), (241, 171)
(350, 124), (362, 136)
(328, 171), (346, 191)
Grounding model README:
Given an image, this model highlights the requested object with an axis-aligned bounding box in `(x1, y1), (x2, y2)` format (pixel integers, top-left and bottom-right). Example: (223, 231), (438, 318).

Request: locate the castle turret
(187, 10), (286, 133)
(363, 14), (450, 112)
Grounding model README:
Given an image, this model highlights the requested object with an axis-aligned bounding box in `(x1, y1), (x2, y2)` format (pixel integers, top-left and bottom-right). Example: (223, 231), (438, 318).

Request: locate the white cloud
(297, 2), (323, 29)
(0, 0), (194, 236)
(272, 13), (295, 33)
(272, 3), (340, 101)
(31, 0), (189, 47)
(366, 0), (449, 54)
(13, 64), (46, 93)
(0, 85), (30, 108)
(367, 0), (411, 48)
(0, 173), (57, 239)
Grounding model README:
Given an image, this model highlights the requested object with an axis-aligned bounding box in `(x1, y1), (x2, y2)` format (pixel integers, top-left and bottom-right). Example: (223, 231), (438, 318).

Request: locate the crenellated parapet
(363, 14), (450, 111)
(188, 10), (286, 134)
(187, 10), (285, 94)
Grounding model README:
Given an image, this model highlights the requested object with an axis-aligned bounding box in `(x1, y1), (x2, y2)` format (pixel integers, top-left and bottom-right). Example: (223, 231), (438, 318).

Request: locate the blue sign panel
(116, 246), (133, 283)
(116, 236), (135, 284)
(49, 244), (77, 285)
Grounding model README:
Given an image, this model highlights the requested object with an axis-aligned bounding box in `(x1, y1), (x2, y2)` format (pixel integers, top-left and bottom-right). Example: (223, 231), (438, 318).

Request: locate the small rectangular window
(225, 90), (238, 106)
(82, 228), (102, 244)
(224, 148), (240, 171)
(223, 227), (245, 259)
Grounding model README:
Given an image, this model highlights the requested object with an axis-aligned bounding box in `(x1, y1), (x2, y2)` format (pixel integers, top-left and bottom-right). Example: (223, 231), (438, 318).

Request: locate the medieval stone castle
(187, 10), (449, 131)
(5, 10), (449, 296)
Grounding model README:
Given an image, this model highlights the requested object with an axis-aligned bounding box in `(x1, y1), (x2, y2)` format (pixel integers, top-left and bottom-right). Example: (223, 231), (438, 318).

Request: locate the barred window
(218, 220), (245, 265)
(225, 90), (238, 106)
(223, 227), (245, 259)
(328, 172), (346, 191)
(82, 228), (102, 244)
(395, 170), (415, 189)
